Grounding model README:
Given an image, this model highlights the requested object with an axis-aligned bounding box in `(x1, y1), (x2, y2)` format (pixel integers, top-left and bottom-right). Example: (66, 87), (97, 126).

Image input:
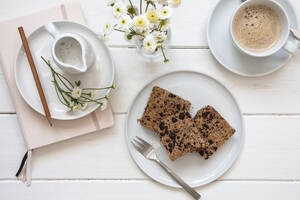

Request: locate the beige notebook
(0, 2), (114, 184)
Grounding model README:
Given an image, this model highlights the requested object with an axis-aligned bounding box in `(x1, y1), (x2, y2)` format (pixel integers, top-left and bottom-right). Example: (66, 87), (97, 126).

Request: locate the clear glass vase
(134, 29), (171, 63)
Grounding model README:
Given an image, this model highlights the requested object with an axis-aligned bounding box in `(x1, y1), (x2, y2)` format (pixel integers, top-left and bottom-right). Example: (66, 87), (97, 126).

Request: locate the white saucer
(15, 21), (114, 120)
(126, 71), (244, 188)
(207, 0), (298, 77)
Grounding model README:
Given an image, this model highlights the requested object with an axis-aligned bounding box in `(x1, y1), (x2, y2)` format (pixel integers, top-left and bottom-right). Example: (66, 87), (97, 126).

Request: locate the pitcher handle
(44, 22), (60, 38)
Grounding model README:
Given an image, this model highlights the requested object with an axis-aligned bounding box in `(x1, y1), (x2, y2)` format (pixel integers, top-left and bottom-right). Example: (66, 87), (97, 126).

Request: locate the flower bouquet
(101, 0), (182, 63)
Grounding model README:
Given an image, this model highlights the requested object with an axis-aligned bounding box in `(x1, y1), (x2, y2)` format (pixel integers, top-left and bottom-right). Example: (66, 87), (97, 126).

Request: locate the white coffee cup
(230, 0), (297, 57)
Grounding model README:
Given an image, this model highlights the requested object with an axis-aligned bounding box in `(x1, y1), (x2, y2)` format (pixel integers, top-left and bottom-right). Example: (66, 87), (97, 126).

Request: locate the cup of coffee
(230, 0), (297, 57)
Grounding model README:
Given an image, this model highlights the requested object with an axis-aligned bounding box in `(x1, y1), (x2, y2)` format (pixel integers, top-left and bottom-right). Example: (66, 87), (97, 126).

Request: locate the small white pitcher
(44, 22), (95, 74)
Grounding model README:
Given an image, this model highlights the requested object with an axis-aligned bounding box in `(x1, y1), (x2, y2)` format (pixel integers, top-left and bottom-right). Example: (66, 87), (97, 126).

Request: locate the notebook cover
(0, 2), (114, 150)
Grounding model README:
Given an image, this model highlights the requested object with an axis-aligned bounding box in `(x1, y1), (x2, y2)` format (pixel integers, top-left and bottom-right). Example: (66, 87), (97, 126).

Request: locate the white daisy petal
(112, 2), (126, 18)
(143, 35), (157, 53)
(117, 15), (132, 31)
(71, 87), (82, 99)
(132, 15), (149, 33)
(168, 0), (181, 8)
(159, 6), (173, 19)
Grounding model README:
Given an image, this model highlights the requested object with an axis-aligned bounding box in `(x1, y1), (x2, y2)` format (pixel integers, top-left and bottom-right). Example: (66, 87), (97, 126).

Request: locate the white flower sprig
(101, 0), (182, 63)
(41, 56), (116, 112)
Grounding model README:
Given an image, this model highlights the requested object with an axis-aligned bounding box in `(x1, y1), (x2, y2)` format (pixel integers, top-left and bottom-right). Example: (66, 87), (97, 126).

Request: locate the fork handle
(155, 159), (201, 200)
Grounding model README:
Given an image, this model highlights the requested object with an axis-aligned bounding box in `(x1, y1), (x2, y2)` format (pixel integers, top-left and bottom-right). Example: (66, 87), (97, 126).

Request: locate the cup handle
(44, 22), (60, 38)
(283, 39), (298, 54)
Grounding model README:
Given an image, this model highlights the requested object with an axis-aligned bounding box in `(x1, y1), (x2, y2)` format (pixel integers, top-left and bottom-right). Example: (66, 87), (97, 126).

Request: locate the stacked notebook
(0, 2), (114, 186)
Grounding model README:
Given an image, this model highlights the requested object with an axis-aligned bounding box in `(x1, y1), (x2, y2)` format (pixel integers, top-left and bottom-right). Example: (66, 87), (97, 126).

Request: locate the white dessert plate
(207, 0), (298, 77)
(15, 21), (114, 120)
(126, 71), (244, 188)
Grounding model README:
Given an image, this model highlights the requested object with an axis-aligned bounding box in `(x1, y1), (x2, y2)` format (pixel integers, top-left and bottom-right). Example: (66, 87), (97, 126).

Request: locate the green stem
(128, 0), (137, 16)
(80, 96), (103, 104)
(140, 0), (142, 14)
(54, 86), (70, 107)
(160, 46), (169, 63)
(82, 86), (113, 90)
(145, 2), (149, 12)
(114, 28), (126, 33)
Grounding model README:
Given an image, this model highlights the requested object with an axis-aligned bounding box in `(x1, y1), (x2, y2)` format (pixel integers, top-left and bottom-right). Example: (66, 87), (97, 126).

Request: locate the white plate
(207, 0), (298, 77)
(126, 71), (244, 188)
(15, 21), (114, 120)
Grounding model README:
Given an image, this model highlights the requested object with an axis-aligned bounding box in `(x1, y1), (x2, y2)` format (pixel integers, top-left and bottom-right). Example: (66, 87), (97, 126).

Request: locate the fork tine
(133, 138), (146, 149)
(131, 141), (144, 154)
(136, 136), (151, 147)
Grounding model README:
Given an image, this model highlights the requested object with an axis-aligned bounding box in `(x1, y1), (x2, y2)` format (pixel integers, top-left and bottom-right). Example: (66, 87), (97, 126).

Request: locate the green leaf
(75, 80), (81, 87)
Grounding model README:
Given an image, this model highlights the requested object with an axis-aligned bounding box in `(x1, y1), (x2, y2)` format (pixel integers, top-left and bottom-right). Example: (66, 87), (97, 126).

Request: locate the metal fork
(131, 136), (201, 200)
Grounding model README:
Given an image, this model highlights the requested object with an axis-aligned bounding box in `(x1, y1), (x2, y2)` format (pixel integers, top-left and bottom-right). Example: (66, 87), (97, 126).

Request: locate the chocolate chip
(213, 146), (218, 151)
(199, 150), (204, 156)
(166, 139), (170, 143)
(179, 113), (185, 120)
(186, 112), (191, 118)
(208, 140), (214, 144)
(168, 93), (176, 98)
(203, 124), (209, 129)
(172, 117), (178, 123)
(176, 136), (180, 140)
(160, 132), (165, 137)
(159, 113), (164, 117)
(159, 122), (165, 130)
(176, 104), (181, 110)
(202, 112), (210, 118)
(169, 132), (176, 140)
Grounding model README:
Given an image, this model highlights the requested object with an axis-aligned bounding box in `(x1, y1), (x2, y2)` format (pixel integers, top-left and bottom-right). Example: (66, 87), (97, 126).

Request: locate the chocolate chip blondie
(156, 112), (209, 161)
(138, 86), (191, 132)
(193, 106), (236, 159)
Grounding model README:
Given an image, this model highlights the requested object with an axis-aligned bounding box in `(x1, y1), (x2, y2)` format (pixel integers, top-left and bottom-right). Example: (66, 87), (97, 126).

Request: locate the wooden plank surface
(0, 180), (299, 200)
(0, 114), (299, 180)
(1, 49), (300, 114)
(1, 0), (300, 199)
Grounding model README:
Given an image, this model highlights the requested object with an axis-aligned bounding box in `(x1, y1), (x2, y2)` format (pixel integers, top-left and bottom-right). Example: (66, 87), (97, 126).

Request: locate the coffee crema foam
(233, 5), (282, 52)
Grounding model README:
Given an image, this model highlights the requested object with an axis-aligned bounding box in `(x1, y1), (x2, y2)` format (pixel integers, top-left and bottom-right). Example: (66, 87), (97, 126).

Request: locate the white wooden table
(0, 0), (300, 199)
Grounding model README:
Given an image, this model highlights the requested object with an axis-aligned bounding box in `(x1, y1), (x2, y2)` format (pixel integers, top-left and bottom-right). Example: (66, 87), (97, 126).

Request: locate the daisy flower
(117, 15), (132, 31)
(72, 105), (79, 112)
(71, 87), (82, 99)
(112, 2), (126, 18)
(143, 35), (157, 53)
(81, 103), (88, 111)
(103, 22), (113, 35)
(168, 0), (181, 8)
(132, 15), (149, 33)
(146, 10), (159, 23)
(152, 30), (167, 42)
(159, 6), (173, 19)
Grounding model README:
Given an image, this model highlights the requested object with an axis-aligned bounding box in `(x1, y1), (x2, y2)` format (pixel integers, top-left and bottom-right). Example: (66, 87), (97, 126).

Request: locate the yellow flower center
(147, 11), (158, 23)
(121, 19), (126, 24)
(136, 18), (146, 27)
(116, 8), (120, 13)
(146, 42), (151, 47)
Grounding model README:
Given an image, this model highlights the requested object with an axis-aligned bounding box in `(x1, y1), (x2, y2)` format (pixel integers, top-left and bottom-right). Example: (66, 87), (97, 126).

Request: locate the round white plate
(126, 71), (244, 188)
(15, 21), (114, 120)
(207, 0), (298, 77)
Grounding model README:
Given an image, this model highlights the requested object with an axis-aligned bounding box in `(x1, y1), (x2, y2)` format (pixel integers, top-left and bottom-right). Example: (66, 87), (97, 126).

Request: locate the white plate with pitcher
(207, 0), (299, 77)
(14, 21), (115, 120)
